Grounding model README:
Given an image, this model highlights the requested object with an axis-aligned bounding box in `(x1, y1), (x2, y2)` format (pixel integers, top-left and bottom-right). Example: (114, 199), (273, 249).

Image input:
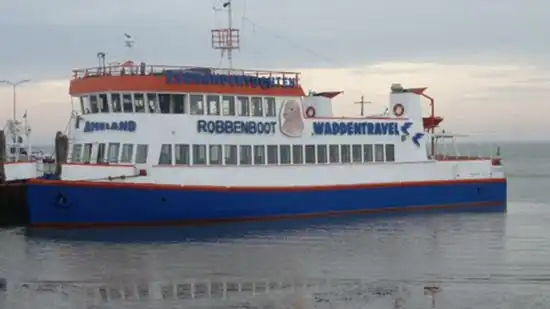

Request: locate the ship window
(239, 145), (252, 165)
(265, 97), (276, 117)
(280, 145), (291, 164)
(134, 93), (146, 113)
(317, 145), (328, 163)
(292, 145), (303, 164)
(329, 145), (339, 163)
(80, 96), (90, 114)
(98, 94), (109, 113)
(158, 144), (173, 165)
(238, 96), (250, 116)
(135, 144), (149, 164)
(120, 144), (134, 163)
(82, 143), (93, 163)
(172, 94), (186, 114)
(251, 97), (263, 117)
(147, 93), (158, 113)
(253, 145), (265, 165)
(111, 94), (122, 112)
(71, 144), (82, 162)
(207, 95), (220, 115)
(97, 143), (106, 163)
(108, 143), (121, 163)
(341, 145), (351, 163)
(224, 145), (237, 165)
(190, 94), (204, 115)
(122, 94), (133, 112)
(90, 95), (99, 113)
(192, 144), (207, 165)
(363, 144), (374, 162)
(305, 144), (315, 164)
(352, 145), (362, 163)
(174, 144), (190, 164)
(267, 145), (278, 164)
(209, 144), (222, 165)
(222, 96), (235, 116)
(159, 94), (171, 114)
(374, 144), (385, 162)
(385, 144), (395, 162)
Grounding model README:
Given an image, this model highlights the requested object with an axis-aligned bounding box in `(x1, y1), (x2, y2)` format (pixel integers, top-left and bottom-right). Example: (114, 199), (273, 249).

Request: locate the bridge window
(253, 145), (265, 165)
(192, 144), (207, 165)
(158, 144), (173, 165)
(224, 145), (237, 165)
(190, 94), (204, 115)
(352, 145), (362, 163)
(90, 95), (99, 113)
(122, 94), (133, 112)
(251, 97), (263, 117)
(222, 96), (235, 116)
(305, 144), (315, 164)
(97, 143), (106, 163)
(72, 144), (82, 162)
(99, 94), (109, 113)
(374, 144), (384, 162)
(341, 145), (351, 163)
(385, 144), (395, 162)
(239, 145), (252, 165)
(265, 97), (276, 117)
(134, 93), (146, 113)
(280, 145), (291, 164)
(111, 94), (122, 112)
(317, 145), (328, 163)
(175, 144), (190, 164)
(329, 145), (339, 163)
(120, 144), (134, 163)
(238, 96), (250, 116)
(147, 93), (158, 113)
(209, 144), (222, 165)
(159, 94), (170, 114)
(207, 95), (220, 115)
(172, 94), (186, 114)
(135, 144), (149, 164)
(107, 143), (120, 163)
(80, 96), (90, 114)
(82, 143), (92, 163)
(363, 144), (374, 162)
(292, 145), (303, 164)
(267, 145), (278, 164)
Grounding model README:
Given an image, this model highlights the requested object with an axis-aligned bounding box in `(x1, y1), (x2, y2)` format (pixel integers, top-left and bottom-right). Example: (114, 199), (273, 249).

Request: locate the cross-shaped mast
(354, 95), (371, 116)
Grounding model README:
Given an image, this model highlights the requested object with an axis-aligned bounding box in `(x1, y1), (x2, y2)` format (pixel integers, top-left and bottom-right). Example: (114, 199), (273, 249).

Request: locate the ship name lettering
(312, 121), (400, 135)
(197, 120), (277, 135)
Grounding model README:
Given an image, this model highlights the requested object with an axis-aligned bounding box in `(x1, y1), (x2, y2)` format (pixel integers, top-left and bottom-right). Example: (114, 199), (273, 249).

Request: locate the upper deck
(70, 64), (305, 97)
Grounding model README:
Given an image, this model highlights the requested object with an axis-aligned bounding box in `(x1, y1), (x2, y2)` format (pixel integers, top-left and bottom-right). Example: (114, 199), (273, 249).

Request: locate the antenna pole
(354, 95), (371, 116)
(227, 0), (233, 69)
(211, 1), (240, 70)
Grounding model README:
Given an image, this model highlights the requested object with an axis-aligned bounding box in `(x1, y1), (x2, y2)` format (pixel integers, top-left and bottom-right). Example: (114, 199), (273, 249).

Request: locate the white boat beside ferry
(25, 5), (506, 228)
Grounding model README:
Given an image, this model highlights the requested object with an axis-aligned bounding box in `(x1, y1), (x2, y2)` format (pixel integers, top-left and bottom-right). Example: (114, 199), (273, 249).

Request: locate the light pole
(0, 79), (30, 122)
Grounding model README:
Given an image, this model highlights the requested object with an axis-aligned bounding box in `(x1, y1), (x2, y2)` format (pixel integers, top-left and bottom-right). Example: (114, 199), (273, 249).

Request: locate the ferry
(25, 13), (506, 228)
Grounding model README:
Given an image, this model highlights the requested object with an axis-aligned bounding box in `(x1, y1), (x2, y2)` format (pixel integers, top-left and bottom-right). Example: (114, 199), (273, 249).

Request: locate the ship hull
(26, 178), (507, 228)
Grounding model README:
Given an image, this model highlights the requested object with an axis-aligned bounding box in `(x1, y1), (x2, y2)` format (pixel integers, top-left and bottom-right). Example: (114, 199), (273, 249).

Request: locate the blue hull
(26, 178), (507, 228)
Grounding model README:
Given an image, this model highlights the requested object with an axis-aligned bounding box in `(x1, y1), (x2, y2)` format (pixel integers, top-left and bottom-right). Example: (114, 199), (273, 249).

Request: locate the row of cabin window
(80, 93), (278, 117)
(157, 144), (395, 165)
(71, 143), (149, 164)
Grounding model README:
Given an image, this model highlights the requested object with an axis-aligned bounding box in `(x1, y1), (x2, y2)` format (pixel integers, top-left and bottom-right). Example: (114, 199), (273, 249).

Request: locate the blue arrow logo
(412, 132), (425, 147)
(400, 122), (413, 135)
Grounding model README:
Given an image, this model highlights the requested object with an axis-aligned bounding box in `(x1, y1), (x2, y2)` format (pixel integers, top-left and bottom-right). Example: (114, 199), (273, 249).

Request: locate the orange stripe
(30, 200), (505, 229)
(28, 177), (506, 192)
(70, 76), (305, 97)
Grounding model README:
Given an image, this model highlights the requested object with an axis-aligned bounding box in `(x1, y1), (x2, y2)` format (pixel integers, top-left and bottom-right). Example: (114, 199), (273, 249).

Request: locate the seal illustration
(279, 99), (304, 137)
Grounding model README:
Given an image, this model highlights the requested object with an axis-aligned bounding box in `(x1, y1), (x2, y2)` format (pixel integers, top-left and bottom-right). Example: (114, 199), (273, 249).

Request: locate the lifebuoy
(393, 104), (405, 117)
(305, 106), (316, 118)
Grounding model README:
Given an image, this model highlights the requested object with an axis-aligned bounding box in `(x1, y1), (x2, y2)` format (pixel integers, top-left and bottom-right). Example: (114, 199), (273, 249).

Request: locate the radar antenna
(212, 0), (240, 69)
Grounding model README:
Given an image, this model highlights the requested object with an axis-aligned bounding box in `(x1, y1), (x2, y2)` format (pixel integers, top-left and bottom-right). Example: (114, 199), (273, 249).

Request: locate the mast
(212, 0), (240, 70)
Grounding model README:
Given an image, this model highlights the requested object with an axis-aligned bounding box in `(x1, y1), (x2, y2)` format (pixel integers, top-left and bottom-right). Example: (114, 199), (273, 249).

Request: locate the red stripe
(30, 200), (505, 229)
(28, 177), (506, 192)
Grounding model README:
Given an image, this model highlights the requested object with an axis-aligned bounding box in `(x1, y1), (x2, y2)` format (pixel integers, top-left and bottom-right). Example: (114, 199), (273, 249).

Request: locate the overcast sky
(0, 0), (549, 143)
